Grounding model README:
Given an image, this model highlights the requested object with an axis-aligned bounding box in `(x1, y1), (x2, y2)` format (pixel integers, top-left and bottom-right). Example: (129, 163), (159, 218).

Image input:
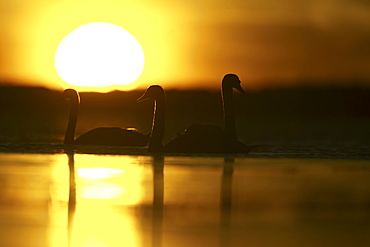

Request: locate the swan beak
(137, 94), (149, 103)
(235, 83), (246, 94)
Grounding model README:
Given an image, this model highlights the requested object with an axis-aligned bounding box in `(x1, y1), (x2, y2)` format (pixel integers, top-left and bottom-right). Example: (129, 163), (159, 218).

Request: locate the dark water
(1, 153), (369, 247)
(1, 142), (369, 160)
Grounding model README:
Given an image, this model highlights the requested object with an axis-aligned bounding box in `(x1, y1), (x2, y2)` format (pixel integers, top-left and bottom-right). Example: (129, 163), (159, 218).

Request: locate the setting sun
(55, 22), (145, 91)
(1, 0), (370, 91)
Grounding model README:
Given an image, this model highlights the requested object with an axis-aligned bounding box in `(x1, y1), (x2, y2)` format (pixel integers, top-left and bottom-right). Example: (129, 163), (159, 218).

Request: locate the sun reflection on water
(78, 167), (123, 180)
(49, 154), (152, 247)
(77, 167), (127, 202)
(75, 155), (146, 205)
(71, 205), (139, 247)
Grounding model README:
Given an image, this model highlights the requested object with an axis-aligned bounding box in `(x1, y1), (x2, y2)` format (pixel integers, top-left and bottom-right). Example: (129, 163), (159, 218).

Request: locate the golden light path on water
(49, 154), (151, 247)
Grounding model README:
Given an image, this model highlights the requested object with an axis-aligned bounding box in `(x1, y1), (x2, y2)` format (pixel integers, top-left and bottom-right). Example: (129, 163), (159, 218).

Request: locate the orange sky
(1, 0), (370, 91)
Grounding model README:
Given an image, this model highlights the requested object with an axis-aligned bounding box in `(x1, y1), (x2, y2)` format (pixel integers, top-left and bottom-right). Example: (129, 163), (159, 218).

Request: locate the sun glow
(55, 22), (145, 91)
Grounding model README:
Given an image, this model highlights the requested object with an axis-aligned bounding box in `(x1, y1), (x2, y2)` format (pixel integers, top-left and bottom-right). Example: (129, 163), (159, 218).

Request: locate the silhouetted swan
(62, 88), (149, 146)
(138, 74), (252, 153)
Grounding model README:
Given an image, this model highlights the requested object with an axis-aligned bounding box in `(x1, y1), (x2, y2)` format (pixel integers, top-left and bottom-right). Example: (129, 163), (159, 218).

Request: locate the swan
(62, 88), (149, 146)
(138, 74), (252, 153)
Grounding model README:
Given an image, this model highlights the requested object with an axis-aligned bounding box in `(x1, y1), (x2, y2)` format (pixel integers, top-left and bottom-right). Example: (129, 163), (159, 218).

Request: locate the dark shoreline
(0, 142), (369, 160)
(1, 85), (370, 158)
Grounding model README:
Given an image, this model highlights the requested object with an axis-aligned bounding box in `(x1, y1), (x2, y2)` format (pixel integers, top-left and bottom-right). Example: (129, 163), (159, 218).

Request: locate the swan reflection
(220, 157), (234, 247)
(152, 155), (164, 247)
(66, 152), (76, 247)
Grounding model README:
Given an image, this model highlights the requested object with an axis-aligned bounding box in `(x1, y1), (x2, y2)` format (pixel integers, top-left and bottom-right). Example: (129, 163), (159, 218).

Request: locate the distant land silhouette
(0, 84), (370, 150)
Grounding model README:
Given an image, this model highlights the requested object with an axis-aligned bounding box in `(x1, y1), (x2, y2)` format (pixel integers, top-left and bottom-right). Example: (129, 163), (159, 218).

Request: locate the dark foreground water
(0, 152), (369, 247)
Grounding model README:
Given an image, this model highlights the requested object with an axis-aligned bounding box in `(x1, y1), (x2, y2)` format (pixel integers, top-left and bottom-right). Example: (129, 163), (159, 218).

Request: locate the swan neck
(64, 98), (79, 144)
(148, 95), (165, 152)
(222, 83), (237, 142)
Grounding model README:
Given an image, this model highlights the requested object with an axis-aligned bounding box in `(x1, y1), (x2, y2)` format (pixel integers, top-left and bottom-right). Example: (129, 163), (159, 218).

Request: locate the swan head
(222, 74), (245, 94)
(62, 88), (80, 103)
(137, 85), (165, 102)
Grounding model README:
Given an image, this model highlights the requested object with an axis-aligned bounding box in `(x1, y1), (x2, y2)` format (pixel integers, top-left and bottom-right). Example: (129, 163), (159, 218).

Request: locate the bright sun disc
(55, 22), (144, 89)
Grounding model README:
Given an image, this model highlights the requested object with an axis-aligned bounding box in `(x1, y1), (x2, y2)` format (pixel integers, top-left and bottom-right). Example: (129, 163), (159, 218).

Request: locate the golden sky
(1, 0), (370, 91)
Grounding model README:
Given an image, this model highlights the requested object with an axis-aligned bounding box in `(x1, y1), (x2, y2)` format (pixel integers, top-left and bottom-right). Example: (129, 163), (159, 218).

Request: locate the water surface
(0, 153), (369, 247)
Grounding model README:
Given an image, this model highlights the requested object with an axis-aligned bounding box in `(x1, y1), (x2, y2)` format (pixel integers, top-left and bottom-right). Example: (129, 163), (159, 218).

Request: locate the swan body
(138, 74), (252, 154)
(164, 124), (248, 153)
(73, 127), (149, 146)
(63, 89), (149, 146)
